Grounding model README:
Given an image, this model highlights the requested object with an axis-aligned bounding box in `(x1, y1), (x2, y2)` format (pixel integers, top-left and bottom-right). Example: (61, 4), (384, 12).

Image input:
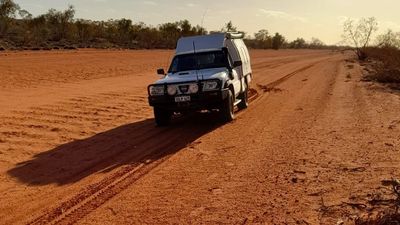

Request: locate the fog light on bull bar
(167, 85), (177, 95)
(188, 84), (199, 94)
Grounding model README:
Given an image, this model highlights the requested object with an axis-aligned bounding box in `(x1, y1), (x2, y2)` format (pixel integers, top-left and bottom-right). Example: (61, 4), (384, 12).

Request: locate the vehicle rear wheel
(154, 107), (171, 126)
(220, 89), (234, 122)
(237, 83), (249, 110)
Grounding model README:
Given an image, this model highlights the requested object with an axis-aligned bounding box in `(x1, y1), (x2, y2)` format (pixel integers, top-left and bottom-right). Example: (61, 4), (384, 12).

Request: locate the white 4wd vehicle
(148, 32), (252, 126)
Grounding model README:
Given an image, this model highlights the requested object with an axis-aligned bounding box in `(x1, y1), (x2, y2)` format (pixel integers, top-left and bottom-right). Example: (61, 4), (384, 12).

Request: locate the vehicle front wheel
(154, 107), (171, 126)
(220, 89), (234, 122)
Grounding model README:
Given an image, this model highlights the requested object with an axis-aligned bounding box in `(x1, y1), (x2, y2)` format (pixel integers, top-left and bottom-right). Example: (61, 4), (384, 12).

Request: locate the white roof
(176, 33), (236, 55)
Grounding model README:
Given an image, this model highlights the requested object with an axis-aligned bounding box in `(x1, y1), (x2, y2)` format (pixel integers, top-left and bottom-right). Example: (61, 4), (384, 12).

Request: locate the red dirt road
(0, 50), (399, 224)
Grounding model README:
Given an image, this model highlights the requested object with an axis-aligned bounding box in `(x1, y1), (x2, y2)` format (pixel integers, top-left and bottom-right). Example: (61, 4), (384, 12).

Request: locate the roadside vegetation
(365, 29), (400, 86)
(341, 17), (400, 224)
(0, 0), (332, 51)
(342, 17), (400, 88)
(0, 0), (207, 50)
(356, 179), (400, 225)
(364, 47), (400, 85)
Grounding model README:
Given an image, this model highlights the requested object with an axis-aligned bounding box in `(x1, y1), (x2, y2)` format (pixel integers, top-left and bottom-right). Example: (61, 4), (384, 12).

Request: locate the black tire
(220, 89), (234, 122)
(154, 107), (171, 126)
(237, 83), (249, 110)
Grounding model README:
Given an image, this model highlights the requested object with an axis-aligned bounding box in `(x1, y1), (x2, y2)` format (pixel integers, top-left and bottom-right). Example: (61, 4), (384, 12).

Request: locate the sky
(16, 0), (400, 45)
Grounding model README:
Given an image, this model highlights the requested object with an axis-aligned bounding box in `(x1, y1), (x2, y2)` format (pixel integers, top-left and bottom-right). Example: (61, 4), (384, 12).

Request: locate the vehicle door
(226, 43), (242, 97)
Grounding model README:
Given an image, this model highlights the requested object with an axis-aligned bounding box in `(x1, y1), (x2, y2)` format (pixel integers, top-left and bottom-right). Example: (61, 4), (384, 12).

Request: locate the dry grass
(356, 214), (400, 225)
(364, 47), (400, 84)
(356, 179), (400, 225)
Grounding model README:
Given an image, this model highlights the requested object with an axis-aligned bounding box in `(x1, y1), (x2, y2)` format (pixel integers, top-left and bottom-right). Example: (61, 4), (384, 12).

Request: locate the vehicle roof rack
(208, 32), (245, 39)
(226, 32), (245, 39)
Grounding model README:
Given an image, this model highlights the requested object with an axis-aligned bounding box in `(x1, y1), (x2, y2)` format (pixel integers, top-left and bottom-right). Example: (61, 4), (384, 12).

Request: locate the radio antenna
(193, 41), (199, 82)
(201, 8), (208, 28)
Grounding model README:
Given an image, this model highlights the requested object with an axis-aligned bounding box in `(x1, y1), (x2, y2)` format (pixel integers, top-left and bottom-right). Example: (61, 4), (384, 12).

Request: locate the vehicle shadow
(7, 112), (222, 186)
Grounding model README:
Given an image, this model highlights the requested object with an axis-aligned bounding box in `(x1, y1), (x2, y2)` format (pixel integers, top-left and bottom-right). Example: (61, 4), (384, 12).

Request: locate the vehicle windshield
(168, 51), (229, 73)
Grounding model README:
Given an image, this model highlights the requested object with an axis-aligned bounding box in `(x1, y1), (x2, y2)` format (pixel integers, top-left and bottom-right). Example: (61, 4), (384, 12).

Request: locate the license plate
(175, 96), (191, 102)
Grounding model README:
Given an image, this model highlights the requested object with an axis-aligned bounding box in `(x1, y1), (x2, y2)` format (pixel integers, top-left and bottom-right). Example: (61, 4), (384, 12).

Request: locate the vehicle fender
(239, 74), (251, 93)
(245, 73), (252, 84)
(224, 80), (236, 97)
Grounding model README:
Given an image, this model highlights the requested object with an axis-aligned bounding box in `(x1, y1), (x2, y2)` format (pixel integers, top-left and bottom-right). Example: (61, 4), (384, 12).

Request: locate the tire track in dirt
(25, 62), (319, 225)
(30, 129), (192, 225)
(251, 58), (297, 70)
(256, 62), (318, 92)
(26, 116), (218, 225)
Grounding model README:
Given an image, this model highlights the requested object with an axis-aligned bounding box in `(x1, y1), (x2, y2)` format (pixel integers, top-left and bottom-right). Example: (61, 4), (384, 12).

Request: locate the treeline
(0, 0), (329, 50)
(245, 29), (327, 50)
(0, 1), (206, 50)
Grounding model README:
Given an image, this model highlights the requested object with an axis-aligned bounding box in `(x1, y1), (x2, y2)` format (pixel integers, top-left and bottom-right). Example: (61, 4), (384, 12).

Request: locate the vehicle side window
(225, 42), (236, 67)
(241, 47), (247, 64)
(226, 51), (233, 67)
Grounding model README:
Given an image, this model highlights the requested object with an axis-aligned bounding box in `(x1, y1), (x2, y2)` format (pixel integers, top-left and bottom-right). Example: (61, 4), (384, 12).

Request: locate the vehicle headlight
(202, 80), (219, 91)
(149, 85), (165, 96)
(167, 85), (177, 95)
(188, 84), (199, 94)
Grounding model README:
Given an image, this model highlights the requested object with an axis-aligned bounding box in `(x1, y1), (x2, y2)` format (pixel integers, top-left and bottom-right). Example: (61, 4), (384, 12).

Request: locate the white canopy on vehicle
(175, 32), (244, 55)
(174, 32), (251, 79)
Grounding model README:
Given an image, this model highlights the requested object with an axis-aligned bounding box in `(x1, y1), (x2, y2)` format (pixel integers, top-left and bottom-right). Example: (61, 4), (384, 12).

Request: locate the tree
(192, 25), (207, 35)
(179, 20), (192, 36)
(0, 0), (20, 37)
(255, 29), (269, 41)
(0, 0), (19, 18)
(289, 38), (306, 49)
(45, 5), (75, 41)
(376, 29), (400, 49)
(342, 17), (378, 60)
(116, 18), (133, 45)
(135, 25), (161, 49)
(18, 9), (31, 19)
(159, 22), (181, 48)
(254, 29), (272, 49)
(272, 32), (285, 50)
(309, 37), (325, 49)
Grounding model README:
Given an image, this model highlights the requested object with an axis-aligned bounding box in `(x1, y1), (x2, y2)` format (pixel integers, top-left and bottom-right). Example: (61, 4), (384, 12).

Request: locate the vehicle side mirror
(157, 68), (165, 75)
(233, 61), (242, 67)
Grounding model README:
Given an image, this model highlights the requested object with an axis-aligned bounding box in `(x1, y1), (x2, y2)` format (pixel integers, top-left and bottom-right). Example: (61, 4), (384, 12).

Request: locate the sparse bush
(342, 17), (378, 60)
(356, 179), (400, 225)
(376, 29), (400, 49)
(365, 47), (400, 84)
(356, 214), (400, 225)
